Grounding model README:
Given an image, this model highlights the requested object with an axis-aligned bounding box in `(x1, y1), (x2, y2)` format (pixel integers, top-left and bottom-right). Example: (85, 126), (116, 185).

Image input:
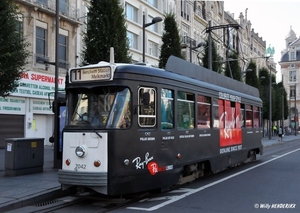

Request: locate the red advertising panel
(219, 100), (242, 147)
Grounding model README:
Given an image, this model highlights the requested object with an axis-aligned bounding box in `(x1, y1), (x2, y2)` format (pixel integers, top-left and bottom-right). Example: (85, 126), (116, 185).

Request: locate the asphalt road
(110, 140), (300, 213)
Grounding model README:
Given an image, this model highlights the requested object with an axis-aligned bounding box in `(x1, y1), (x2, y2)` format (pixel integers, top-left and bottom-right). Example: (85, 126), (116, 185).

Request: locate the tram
(58, 50), (263, 195)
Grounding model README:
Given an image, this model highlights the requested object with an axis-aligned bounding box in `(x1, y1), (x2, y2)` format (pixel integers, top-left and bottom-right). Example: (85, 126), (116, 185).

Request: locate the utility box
(5, 138), (44, 177)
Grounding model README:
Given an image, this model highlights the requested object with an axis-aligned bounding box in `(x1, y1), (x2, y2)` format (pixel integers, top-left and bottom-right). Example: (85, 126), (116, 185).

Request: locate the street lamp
(142, 14), (162, 62)
(241, 68), (252, 81)
(182, 40), (206, 62)
(268, 65), (277, 139)
(190, 42), (206, 62)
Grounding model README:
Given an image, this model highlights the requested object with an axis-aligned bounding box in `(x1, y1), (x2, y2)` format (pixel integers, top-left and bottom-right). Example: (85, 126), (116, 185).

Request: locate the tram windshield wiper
(75, 111), (103, 138)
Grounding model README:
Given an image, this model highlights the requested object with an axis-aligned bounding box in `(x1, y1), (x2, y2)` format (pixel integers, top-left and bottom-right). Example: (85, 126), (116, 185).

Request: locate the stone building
(0, 0), (273, 147)
(279, 26), (300, 128)
(0, 0), (85, 147)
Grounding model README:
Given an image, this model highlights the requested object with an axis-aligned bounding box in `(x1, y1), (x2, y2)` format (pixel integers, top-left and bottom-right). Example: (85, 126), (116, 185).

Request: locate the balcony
(182, 36), (196, 48)
(16, 0), (82, 24)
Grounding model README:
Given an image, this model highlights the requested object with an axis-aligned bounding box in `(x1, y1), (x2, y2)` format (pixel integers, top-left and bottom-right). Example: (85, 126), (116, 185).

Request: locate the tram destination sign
(70, 66), (111, 82)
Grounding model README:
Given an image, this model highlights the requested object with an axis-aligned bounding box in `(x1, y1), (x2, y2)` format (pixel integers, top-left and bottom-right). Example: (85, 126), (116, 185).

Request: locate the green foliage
(159, 13), (183, 68)
(224, 51), (241, 80)
(245, 60), (259, 87)
(81, 0), (131, 65)
(259, 67), (270, 120)
(0, 0), (30, 97)
(201, 38), (222, 73)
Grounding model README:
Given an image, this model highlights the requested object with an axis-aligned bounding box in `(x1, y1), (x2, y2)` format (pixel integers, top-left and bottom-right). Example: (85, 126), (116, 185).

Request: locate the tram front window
(69, 87), (131, 129)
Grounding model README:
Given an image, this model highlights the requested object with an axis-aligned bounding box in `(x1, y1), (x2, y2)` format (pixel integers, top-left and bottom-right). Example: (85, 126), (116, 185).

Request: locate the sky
(223, 0), (300, 81)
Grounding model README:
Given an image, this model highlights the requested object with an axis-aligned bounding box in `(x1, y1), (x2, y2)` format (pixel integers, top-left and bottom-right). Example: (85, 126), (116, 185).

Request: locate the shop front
(0, 71), (65, 148)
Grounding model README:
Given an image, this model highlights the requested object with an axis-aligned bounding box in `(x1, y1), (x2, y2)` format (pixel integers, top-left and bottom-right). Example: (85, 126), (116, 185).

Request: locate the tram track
(10, 190), (156, 213)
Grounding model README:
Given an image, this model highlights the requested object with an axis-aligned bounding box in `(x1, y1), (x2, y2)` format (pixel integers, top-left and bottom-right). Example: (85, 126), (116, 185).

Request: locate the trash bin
(5, 138), (44, 177)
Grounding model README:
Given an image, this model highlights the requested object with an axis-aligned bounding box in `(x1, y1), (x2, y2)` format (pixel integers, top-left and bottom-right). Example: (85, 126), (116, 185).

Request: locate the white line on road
(127, 148), (300, 211)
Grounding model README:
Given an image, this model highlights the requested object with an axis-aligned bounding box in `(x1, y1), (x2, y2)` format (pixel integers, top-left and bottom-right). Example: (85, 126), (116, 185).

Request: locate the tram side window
(138, 87), (156, 127)
(212, 98), (219, 128)
(253, 106), (259, 127)
(177, 91), (194, 129)
(246, 105), (253, 127)
(197, 95), (211, 128)
(161, 89), (174, 129)
(240, 104), (245, 128)
(219, 100), (225, 129)
(260, 107), (263, 127)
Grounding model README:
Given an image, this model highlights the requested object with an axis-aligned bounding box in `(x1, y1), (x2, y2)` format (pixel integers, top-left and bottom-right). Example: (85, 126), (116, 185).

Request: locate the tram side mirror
(52, 101), (55, 113)
(49, 135), (54, 143)
(142, 92), (150, 105)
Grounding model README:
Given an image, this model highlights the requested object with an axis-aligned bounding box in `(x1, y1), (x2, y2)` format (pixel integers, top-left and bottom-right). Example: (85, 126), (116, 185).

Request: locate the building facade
(279, 27), (300, 128)
(0, 0), (274, 147)
(122, 0), (175, 66)
(0, 0), (85, 147)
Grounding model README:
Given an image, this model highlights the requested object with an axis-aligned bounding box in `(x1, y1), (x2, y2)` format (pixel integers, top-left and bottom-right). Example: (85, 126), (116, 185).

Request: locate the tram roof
(165, 56), (259, 98)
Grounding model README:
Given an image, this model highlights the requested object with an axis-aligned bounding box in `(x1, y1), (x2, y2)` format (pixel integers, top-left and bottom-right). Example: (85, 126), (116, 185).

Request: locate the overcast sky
(224, 0), (300, 81)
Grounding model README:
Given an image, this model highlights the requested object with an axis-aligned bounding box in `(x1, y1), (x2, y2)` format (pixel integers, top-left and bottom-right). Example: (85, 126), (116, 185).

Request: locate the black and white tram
(58, 51), (263, 196)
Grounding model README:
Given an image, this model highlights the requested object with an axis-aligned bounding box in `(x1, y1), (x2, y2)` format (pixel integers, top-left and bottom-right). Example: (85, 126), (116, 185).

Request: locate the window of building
(58, 34), (68, 69)
(148, 40), (159, 57)
(290, 86), (296, 98)
(36, 26), (47, 59)
(290, 51), (296, 60)
(148, 16), (159, 33)
(138, 87), (156, 127)
(37, 0), (47, 6)
(161, 89), (174, 129)
(60, 0), (68, 15)
(197, 95), (211, 128)
(125, 3), (138, 23)
(127, 31), (138, 49)
(289, 70), (296, 82)
(181, 0), (191, 21)
(16, 20), (23, 41)
(147, 0), (158, 8)
(177, 91), (194, 129)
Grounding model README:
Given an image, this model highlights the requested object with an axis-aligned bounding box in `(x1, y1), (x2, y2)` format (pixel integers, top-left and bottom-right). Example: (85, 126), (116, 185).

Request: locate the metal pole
(190, 38), (192, 62)
(282, 75), (284, 129)
(142, 14), (145, 63)
(269, 65), (272, 139)
(53, 0), (60, 168)
(295, 84), (297, 136)
(208, 20), (212, 70)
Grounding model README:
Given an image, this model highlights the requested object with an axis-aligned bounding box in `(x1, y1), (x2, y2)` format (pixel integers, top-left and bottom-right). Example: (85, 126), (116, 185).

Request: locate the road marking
(127, 148), (300, 211)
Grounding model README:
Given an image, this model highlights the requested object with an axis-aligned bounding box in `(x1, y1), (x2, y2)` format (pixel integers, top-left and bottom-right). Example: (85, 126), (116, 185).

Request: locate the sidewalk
(0, 145), (62, 212)
(261, 133), (300, 147)
(1, 135), (300, 212)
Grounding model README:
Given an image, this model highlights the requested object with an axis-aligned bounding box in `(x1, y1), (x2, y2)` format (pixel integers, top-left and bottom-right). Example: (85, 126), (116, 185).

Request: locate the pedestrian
(273, 125), (277, 136)
(278, 126), (283, 141)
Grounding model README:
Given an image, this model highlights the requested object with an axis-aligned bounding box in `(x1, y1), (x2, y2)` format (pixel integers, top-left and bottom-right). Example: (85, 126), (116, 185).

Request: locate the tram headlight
(75, 145), (86, 158)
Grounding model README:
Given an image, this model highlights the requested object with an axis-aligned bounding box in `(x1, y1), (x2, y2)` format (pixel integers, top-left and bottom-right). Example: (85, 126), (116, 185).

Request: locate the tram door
(53, 93), (66, 169)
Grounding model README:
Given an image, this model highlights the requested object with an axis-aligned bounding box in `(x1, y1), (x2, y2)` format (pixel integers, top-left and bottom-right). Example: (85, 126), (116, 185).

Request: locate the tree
(201, 39), (222, 73)
(224, 51), (241, 80)
(259, 67), (270, 121)
(274, 81), (288, 126)
(159, 13), (183, 68)
(81, 0), (131, 65)
(0, 0), (30, 97)
(245, 60), (259, 88)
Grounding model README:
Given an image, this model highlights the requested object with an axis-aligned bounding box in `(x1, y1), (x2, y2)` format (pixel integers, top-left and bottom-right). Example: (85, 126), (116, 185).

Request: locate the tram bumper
(58, 170), (108, 194)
